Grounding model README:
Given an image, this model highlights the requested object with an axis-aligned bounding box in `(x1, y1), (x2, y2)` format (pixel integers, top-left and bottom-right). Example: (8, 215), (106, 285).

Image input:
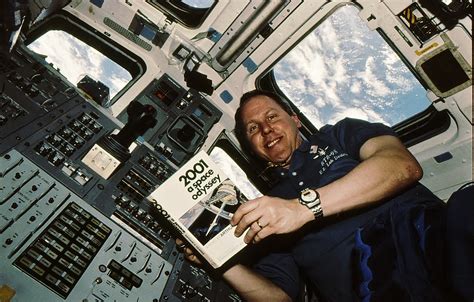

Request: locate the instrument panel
(0, 46), (240, 302)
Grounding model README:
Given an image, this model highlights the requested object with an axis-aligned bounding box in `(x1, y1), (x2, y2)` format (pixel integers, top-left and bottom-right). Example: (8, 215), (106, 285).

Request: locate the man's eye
(248, 125), (258, 134)
(267, 114), (277, 121)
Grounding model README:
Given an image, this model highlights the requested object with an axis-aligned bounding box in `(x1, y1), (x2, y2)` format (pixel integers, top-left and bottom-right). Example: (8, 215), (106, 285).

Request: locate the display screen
(154, 82), (179, 106)
(421, 49), (469, 93)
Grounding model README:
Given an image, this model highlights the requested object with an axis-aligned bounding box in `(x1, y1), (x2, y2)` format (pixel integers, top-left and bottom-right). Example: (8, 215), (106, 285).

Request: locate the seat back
(445, 182), (474, 301)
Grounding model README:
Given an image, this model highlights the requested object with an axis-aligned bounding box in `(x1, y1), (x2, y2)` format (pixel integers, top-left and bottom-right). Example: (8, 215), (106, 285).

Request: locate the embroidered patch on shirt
(311, 145), (329, 159)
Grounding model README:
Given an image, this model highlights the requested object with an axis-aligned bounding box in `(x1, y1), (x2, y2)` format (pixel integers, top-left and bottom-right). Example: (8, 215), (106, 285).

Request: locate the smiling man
(238, 92), (303, 167)
(228, 89), (455, 302)
(181, 90), (467, 301)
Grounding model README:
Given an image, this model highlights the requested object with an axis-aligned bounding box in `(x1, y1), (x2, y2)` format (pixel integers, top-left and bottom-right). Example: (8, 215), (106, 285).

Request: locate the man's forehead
(242, 97), (280, 122)
(243, 96), (281, 114)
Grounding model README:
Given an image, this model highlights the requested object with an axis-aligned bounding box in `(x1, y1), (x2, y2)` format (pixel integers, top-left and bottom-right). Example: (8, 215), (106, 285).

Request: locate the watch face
(301, 189), (318, 203)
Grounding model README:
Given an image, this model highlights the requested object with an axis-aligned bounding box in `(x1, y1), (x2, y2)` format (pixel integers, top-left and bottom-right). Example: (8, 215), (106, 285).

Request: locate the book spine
(168, 216), (186, 234)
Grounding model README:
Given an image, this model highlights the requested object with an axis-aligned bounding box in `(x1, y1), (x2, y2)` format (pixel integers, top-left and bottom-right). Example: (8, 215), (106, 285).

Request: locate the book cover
(148, 151), (248, 268)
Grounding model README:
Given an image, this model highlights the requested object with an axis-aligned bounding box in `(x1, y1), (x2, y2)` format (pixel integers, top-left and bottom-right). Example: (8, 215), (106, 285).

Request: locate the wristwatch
(299, 188), (324, 219)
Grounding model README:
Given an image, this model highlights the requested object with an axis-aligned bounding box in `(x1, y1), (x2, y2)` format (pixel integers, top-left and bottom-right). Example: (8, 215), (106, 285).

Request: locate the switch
(0, 115), (8, 126)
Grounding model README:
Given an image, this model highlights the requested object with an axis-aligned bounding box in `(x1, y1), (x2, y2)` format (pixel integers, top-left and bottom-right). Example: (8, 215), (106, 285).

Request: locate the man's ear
(291, 114), (302, 128)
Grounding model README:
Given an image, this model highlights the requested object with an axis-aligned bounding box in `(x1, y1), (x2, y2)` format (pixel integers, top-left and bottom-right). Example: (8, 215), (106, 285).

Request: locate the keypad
(107, 259), (143, 290)
(14, 202), (111, 298)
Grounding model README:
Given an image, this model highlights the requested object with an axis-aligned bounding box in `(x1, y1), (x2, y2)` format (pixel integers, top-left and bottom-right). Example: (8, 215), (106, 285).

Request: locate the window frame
(146, 0), (217, 29)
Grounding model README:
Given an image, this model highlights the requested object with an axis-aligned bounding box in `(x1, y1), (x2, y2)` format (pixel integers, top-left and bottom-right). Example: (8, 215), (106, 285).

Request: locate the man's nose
(262, 121), (273, 134)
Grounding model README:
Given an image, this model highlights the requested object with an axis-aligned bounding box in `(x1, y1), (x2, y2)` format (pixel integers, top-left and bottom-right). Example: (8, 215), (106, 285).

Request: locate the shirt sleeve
(320, 118), (397, 160)
(252, 252), (301, 300)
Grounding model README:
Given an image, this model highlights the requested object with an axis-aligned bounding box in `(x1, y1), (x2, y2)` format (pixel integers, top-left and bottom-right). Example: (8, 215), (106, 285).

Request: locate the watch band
(299, 188), (324, 219)
(309, 202), (324, 219)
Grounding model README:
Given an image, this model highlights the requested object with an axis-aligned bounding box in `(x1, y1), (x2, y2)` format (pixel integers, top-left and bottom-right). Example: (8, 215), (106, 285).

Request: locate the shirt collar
(271, 137), (310, 178)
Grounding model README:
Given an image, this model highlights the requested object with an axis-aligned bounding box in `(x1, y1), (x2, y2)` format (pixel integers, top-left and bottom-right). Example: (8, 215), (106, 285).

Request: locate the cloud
(273, 5), (429, 127)
(109, 75), (130, 95)
(330, 106), (388, 125)
(350, 81), (361, 94)
(358, 56), (391, 97)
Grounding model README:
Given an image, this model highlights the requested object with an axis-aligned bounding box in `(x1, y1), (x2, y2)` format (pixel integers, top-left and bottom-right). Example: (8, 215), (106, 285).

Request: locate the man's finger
(188, 254), (202, 265)
(243, 221), (262, 244)
(175, 239), (186, 251)
(253, 225), (272, 243)
(246, 221), (274, 243)
(234, 209), (263, 237)
(184, 247), (194, 256)
(252, 232), (262, 244)
(231, 198), (260, 226)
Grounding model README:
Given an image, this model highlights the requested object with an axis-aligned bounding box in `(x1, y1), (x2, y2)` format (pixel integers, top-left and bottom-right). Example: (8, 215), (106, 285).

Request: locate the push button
(13, 202), (111, 298)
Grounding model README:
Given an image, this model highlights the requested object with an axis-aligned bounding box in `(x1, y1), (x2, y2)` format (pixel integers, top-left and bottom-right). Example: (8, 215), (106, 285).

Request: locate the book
(148, 151), (248, 268)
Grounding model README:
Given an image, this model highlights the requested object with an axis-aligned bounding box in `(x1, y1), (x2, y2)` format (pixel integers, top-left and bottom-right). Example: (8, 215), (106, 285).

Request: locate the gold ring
(256, 220), (263, 229)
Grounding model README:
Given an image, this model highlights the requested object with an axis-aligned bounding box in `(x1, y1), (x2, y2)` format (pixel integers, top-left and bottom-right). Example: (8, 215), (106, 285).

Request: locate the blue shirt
(270, 117), (396, 196)
(252, 118), (444, 301)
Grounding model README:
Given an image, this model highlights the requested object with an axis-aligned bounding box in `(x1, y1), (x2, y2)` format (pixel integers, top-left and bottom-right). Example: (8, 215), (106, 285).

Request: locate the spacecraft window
(146, 0), (216, 28)
(272, 5), (431, 129)
(182, 0), (215, 9)
(28, 30), (132, 101)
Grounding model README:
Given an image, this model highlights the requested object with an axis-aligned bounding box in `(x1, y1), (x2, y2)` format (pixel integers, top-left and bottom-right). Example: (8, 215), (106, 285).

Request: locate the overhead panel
(398, 3), (440, 43)
(416, 34), (472, 98)
(208, 0), (303, 78)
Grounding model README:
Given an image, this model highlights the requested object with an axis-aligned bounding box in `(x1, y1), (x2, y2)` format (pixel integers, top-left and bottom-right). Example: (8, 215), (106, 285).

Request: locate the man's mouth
(266, 138), (281, 148)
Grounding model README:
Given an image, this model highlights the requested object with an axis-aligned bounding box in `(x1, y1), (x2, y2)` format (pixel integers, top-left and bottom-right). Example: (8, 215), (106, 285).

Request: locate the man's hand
(175, 238), (202, 265)
(231, 196), (313, 244)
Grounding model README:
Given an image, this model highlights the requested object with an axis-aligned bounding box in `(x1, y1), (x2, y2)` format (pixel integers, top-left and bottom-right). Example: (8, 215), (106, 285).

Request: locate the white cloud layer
(274, 5), (430, 128)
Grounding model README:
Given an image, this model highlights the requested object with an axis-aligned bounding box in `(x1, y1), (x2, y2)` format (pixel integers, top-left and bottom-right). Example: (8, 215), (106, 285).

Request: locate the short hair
(234, 89), (294, 156)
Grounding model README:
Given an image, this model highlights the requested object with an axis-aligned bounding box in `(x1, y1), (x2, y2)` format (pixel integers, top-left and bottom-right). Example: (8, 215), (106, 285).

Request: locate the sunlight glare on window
(28, 30), (131, 99)
(210, 147), (261, 200)
(273, 5), (431, 128)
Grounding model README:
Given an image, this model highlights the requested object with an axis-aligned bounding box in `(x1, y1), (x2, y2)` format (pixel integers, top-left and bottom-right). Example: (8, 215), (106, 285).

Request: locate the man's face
(241, 95), (302, 167)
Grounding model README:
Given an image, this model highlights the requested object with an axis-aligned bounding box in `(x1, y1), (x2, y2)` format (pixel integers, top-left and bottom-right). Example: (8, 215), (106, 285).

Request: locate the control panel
(1, 150), (172, 301)
(0, 46), (241, 301)
(118, 75), (222, 166)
